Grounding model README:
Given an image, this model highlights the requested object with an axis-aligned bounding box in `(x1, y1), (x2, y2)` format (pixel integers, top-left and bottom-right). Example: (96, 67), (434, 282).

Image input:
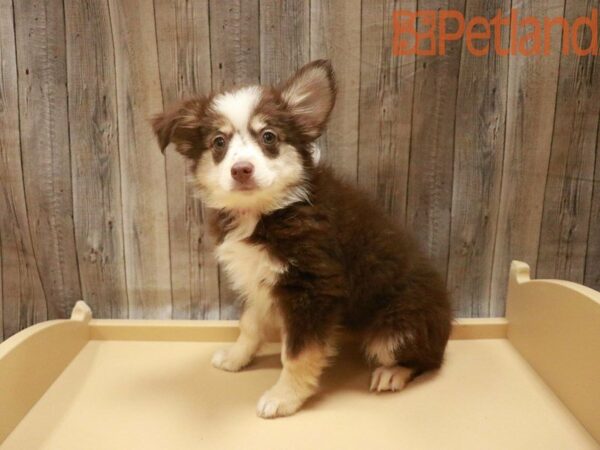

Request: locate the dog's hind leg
(365, 334), (415, 392)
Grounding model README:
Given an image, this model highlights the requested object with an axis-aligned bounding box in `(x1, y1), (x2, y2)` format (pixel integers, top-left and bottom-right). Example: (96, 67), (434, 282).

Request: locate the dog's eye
(262, 130), (277, 145)
(213, 135), (226, 149)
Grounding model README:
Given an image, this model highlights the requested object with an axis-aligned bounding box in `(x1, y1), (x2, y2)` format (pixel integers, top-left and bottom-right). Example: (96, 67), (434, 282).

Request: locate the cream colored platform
(1, 261), (599, 449)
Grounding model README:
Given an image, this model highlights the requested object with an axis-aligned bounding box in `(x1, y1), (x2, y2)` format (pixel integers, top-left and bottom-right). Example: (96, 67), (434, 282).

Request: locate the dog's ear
(152, 107), (181, 153)
(151, 98), (205, 157)
(280, 59), (336, 139)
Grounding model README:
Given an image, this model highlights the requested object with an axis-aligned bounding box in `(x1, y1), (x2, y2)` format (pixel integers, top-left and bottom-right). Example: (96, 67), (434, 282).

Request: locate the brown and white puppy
(152, 60), (452, 419)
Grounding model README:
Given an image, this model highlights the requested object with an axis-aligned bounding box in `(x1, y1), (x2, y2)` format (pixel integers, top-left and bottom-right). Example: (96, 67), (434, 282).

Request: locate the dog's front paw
(256, 389), (303, 419)
(211, 347), (248, 372)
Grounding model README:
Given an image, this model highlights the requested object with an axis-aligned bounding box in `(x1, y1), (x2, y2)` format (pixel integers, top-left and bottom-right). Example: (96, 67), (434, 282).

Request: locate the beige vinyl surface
(1, 261), (600, 449)
(507, 261), (600, 444)
(2, 339), (597, 450)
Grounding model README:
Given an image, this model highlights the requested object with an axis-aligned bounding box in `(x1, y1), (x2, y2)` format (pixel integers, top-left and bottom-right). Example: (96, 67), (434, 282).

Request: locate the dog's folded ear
(280, 59), (337, 139)
(151, 98), (205, 157)
(152, 107), (180, 154)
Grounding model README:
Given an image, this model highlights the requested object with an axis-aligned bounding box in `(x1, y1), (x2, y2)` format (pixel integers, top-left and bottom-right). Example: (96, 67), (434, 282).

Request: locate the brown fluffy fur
(219, 165), (452, 371)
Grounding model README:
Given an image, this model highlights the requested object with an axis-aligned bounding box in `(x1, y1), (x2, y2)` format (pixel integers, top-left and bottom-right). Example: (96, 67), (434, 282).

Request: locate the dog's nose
(231, 161), (254, 183)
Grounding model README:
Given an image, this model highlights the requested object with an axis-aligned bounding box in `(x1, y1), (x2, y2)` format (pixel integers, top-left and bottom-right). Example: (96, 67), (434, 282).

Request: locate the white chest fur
(215, 213), (286, 305)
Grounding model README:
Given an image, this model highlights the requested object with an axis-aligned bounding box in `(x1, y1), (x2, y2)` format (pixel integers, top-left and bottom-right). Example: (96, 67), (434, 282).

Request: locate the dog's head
(152, 60), (336, 212)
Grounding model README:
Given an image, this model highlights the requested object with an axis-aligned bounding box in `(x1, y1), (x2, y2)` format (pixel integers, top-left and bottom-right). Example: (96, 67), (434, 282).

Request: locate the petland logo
(393, 9), (599, 56)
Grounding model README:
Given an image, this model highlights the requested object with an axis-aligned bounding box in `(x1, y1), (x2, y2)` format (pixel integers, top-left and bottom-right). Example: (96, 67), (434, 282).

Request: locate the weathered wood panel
(357, 0), (415, 223)
(3, 1), (600, 340)
(259, 0), (310, 85)
(537, 0), (600, 284)
(447, 0), (509, 317)
(210, 0), (261, 319)
(0, 0), (47, 339)
(584, 122), (600, 292)
(0, 234), (2, 340)
(13, 0), (82, 320)
(64, 0), (128, 319)
(311, 0), (361, 182)
(491, 0), (566, 315)
(406, 0), (465, 277)
(209, 0), (260, 90)
(154, 0), (219, 319)
(108, 0), (172, 318)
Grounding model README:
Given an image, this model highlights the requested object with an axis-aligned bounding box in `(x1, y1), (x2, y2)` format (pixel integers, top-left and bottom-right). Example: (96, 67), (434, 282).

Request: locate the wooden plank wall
(1, 0), (599, 340)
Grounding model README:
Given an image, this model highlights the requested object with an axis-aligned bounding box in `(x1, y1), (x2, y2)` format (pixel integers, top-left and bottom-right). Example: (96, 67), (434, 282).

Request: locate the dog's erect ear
(151, 98), (205, 157)
(280, 60), (336, 139)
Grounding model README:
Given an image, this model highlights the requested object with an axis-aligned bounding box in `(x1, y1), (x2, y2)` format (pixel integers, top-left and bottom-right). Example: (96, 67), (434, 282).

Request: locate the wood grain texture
(64, 0), (128, 319)
(108, 0), (172, 318)
(0, 244), (2, 339)
(13, 0), (82, 320)
(406, 0), (465, 277)
(311, 0), (361, 182)
(4, 2), (600, 341)
(0, 0), (47, 339)
(584, 109), (600, 291)
(259, 0), (310, 85)
(210, 0), (261, 319)
(537, 0), (600, 284)
(209, 0), (260, 90)
(0, 224), (2, 339)
(154, 0), (219, 319)
(490, 0), (566, 316)
(357, 0), (415, 223)
(447, 0), (509, 317)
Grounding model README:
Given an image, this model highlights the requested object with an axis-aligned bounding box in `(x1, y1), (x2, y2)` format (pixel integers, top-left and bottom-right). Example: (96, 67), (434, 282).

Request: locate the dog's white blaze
(213, 86), (262, 131)
(212, 87), (272, 191)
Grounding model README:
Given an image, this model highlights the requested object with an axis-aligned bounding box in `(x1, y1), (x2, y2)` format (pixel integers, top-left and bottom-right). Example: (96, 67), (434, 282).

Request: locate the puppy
(152, 60), (452, 418)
